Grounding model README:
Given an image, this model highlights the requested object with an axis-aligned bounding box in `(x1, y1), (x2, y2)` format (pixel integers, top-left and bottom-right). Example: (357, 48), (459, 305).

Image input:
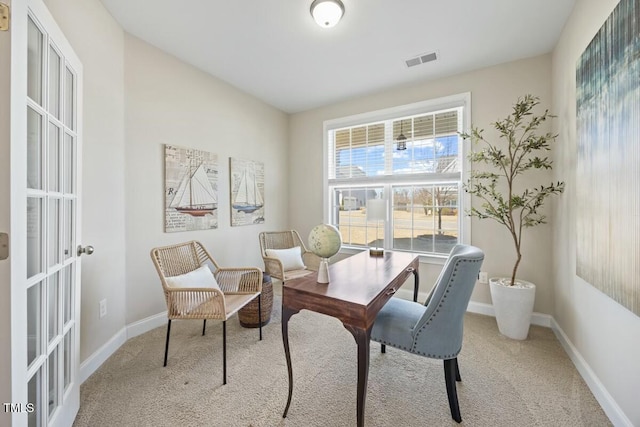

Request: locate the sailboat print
(232, 165), (263, 213)
(170, 162), (218, 217)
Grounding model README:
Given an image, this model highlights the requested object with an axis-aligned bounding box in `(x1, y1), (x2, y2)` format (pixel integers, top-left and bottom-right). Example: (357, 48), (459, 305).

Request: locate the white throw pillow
(165, 265), (221, 291)
(266, 246), (306, 271)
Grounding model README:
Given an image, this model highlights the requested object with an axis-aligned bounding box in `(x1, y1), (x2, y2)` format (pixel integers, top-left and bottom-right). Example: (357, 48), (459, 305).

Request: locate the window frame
(322, 92), (472, 263)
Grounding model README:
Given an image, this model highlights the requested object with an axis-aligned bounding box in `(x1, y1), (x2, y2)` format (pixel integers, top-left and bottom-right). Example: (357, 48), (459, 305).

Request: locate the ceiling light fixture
(396, 120), (408, 151)
(310, 0), (345, 28)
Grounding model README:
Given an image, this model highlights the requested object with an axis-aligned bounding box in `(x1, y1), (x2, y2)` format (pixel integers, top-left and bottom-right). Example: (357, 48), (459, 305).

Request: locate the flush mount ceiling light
(310, 0), (345, 28)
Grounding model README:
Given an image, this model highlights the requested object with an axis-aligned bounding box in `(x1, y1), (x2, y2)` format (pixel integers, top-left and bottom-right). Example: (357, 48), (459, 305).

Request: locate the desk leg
(344, 324), (372, 427)
(281, 305), (299, 418)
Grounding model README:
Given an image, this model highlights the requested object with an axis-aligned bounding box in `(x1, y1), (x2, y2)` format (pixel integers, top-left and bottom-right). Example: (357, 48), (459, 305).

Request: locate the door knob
(77, 245), (95, 256)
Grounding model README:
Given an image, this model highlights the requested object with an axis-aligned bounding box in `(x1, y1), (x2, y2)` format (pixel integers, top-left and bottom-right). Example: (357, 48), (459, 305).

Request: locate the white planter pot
(489, 277), (536, 340)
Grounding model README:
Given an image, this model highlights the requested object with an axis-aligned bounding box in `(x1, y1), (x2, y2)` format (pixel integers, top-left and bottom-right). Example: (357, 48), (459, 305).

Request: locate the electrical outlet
(478, 271), (489, 284)
(99, 299), (107, 318)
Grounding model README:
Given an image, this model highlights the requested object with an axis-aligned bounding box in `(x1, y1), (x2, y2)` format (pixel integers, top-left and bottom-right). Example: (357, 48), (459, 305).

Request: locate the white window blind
(325, 93), (470, 258)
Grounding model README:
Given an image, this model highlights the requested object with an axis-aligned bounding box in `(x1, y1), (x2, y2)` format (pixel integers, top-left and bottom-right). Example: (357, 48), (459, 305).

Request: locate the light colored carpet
(73, 290), (610, 427)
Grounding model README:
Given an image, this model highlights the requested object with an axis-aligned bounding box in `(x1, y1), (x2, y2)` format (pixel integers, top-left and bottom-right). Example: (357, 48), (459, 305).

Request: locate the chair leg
(454, 357), (461, 382)
(222, 320), (227, 385)
(258, 294), (263, 341)
(381, 344), (386, 353)
(444, 358), (462, 423)
(202, 319), (207, 336)
(163, 319), (172, 367)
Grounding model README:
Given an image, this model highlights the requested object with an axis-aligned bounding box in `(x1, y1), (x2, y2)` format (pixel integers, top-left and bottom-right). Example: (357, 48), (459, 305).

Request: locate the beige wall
(289, 55), (557, 313)
(44, 0), (127, 362)
(41, 0), (290, 358)
(123, 35), (290, 323)
(552, 0), (640, 424)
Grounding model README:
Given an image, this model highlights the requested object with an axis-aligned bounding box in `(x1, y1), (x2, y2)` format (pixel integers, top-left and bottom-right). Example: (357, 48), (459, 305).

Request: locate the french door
(11, 0), (83, 426)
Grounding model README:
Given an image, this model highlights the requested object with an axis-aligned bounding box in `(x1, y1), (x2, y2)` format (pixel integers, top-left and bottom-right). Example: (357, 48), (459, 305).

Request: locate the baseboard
(550, 319), (633, 427)
(396, 288), (552, 328)
(466, 301), (553, 328)
(126, 311), (167, 340)
(79, 328), (126, 384)
(79, 312), (167, 385)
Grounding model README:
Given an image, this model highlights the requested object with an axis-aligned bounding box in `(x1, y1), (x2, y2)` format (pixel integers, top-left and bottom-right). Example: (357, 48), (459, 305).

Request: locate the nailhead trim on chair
(379, 340), (409, 352)
(410, 258), (483, 358)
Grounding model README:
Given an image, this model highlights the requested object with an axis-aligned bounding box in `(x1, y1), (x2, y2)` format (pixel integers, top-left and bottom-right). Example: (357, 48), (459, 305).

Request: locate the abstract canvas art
(229, 158), (265, 226)
(576, 0), (640, 316)
(165, 144), (218, 232)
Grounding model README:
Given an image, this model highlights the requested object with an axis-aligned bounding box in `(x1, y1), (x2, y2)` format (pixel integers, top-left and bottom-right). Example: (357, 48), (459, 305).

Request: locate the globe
(308, 224), (342, 259)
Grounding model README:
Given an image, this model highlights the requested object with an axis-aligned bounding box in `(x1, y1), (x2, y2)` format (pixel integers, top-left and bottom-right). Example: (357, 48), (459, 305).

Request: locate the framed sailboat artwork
(229, 158), (265, 226)
(165, 144), (219, 232)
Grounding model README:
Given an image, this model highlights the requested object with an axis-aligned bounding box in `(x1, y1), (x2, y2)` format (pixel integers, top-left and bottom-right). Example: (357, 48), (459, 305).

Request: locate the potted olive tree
(461, 95), (565, 340)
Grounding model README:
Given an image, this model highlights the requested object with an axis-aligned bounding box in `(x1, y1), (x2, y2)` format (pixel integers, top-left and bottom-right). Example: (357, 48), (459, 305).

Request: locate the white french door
(11, 0), (83, 426)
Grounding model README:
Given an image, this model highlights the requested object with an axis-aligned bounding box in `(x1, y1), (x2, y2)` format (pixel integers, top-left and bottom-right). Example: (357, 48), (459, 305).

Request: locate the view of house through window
(326, 94), (469, 257)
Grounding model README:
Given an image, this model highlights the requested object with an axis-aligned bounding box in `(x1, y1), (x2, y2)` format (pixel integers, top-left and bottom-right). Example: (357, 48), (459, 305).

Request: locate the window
(324, 93), (470, 259)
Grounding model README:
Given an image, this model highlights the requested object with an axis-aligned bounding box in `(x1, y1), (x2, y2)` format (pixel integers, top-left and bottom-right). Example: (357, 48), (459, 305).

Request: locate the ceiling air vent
(405, 51), (438, 68)
(405, 57), (422, 68)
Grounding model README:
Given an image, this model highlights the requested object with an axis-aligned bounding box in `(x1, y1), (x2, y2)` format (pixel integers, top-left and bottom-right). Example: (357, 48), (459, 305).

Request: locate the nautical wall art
(229, 158), (265, 226)
(165, 144), (218, 232)
(576, 0), (640, 317)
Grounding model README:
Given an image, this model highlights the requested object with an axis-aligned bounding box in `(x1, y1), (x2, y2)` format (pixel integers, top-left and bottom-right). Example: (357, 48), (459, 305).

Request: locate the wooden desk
(281, 250), (419, 427)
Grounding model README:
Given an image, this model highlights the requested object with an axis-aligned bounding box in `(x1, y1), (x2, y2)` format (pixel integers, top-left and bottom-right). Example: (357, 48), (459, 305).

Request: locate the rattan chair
(150, 240), (262, 385)
(258, 230), (320, 283)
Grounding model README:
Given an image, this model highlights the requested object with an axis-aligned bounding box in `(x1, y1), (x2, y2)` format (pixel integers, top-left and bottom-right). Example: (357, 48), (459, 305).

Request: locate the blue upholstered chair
(371, 244), (484, 423)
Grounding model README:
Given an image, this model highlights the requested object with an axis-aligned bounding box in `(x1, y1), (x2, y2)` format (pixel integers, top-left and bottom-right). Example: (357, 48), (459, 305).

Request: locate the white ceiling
(99, 0), (576, 113)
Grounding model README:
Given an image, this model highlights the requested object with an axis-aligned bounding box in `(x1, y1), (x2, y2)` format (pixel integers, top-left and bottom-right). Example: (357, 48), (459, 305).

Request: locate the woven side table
(239, 273), (273, 328)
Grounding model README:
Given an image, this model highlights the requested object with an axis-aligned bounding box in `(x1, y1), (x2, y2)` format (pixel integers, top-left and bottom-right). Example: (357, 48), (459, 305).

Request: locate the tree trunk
(510, 251), (521, 286)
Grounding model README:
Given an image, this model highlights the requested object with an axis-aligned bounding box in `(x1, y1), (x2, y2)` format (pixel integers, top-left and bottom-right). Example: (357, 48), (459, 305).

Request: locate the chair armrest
(164, 287), (225, 319)
(215, 267), (263, 293)
(262, 256), (285, 281)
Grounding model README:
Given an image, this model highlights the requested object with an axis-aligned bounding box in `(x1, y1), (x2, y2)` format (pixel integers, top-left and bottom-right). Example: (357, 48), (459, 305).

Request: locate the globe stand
(317, 258), (330, 284)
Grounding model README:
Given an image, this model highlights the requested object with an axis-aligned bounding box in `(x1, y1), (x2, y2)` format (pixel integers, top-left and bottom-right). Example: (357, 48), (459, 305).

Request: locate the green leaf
(461, 94), (565, 282)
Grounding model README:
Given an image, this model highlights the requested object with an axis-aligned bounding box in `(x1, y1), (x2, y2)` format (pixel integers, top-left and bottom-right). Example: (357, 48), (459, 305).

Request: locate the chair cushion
(265, 247), (306, 271)
(371, 298), (427, 352)
(165, 265), (221, 291)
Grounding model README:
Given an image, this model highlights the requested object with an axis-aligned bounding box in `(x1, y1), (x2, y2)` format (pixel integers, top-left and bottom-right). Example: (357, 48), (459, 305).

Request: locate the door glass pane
(48, 46), (61, 119)
(48, 347), (58, 418)
(64, 67), (75, 130)
(48, 199), (60, 268)
(27, 282), (42, 367)
(27, 198), (43, 278)
(63, 200), (74, 261)
(28, 367), (42, 427)
(63, 331), (72, 391)
(63, 133), (74, 194)
(26, 8), (82, 426)
(48, 273), (59, 343)
(27, 17), (43, 105)
(63, 265), (73, 326)
(27, 107), (43, 190)
(48, 123), (60, 192)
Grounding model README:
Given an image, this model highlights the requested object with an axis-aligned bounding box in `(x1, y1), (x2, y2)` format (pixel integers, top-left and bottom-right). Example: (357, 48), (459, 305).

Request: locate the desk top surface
(283, 250), (418, 314)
